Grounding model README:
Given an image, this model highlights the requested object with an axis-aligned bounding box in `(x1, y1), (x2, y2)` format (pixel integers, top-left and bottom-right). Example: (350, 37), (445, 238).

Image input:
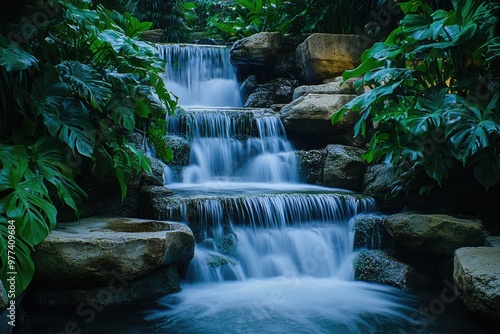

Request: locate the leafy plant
(192, 0), (389, 41)
(116, 0), (190, 42)
(333, 0), (500, 196)
(1, 0), (176, 297)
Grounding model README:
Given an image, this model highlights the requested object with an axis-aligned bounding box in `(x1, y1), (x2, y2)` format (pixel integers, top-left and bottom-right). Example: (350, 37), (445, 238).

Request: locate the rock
(164, 135), (191, 166)
(140, 29), (165, 43)
(292, 77), (360, 100)
(273, 78), (299, 104)
(244, 90), (275, 108)
(454, 247), (500, 321)
(230, 32), (282, 66)
(323, 144), (367, 191)
(383, 213), (489, 256)
(295, 149), (326, 185)
(240, 74), (258, 101)
(354, 250), (423, 289)
(32, 216), (195, 284)
(295, 34), (371, 83)
(485, 236), (500, 247)
(353, 215), (394, 251)
(27, 266), (181, 308)
(363, 163), (396, 197)
(244, 78), (299, 108)
(279, 94), (360, 148)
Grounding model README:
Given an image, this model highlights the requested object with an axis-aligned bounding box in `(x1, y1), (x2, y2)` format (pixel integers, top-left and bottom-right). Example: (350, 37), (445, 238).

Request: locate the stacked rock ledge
(27, 216), (195, 308)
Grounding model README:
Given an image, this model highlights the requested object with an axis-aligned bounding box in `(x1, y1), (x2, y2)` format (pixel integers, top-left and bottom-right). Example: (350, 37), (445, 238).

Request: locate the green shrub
(334, 0), (500, 196)
(0, 0), (175, 297)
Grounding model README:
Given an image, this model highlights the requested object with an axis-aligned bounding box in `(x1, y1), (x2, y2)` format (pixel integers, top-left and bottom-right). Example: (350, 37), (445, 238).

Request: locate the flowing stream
(28, 44), (496, 334)
(143, 44), (434, 333)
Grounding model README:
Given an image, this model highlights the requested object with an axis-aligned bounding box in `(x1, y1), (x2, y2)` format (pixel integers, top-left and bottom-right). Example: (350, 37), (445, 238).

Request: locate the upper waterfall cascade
(158, 44), (243, 107)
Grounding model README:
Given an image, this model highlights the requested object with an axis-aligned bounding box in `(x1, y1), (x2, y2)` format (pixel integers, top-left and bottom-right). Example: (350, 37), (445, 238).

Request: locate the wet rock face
(383, 213), (489, 256)
(353, 215), (394, 251)
(454, 247), (500, 322)
(323, 144), (367, 191)
(354, 250), (424, 289)
(295, 149), (327, 185)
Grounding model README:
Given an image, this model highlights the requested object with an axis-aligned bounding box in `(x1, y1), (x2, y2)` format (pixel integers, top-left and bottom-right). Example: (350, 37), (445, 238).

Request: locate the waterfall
(143, 44), (434, 334)
(157, 44), (243, 107)
(166, 109), (298, 184)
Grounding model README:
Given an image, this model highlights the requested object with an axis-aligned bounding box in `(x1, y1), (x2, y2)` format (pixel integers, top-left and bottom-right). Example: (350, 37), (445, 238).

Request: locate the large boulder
(32, 216), (195, 283)
(230, 32), (282, 66)
(354, 250), (423, 289)
(279, 94), (360, 148)
(323, 144), (367, 191)
(295, 34), (370, 83)
(454, 247), (500, 321)
(383, 213), (488, 256)
(27, 266), (181, 308)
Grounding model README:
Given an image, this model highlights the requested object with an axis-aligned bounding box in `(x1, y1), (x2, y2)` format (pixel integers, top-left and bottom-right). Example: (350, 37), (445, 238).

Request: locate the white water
(158, 44), (243, 107)
(145, 45), (435, 333)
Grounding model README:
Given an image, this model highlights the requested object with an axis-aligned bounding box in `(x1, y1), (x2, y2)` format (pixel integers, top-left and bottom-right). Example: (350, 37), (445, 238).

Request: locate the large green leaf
(29, 136), (87, 213)
(0, 37), (38, 71)
(447, 104), (498, 163)
(56, 60), (112, 111)
(0, 146), (56, 247)
(42, 97), (95, 157)
(0, 217), (35, 297)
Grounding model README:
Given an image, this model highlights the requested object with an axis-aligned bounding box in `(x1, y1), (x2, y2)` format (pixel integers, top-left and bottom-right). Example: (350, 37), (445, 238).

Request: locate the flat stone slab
(454, 247), (500, 321)
(32, 216), (195, 283)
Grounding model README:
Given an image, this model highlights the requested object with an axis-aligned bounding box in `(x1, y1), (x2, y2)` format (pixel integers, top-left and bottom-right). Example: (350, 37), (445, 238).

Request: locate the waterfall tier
(158, 44), (243, 107)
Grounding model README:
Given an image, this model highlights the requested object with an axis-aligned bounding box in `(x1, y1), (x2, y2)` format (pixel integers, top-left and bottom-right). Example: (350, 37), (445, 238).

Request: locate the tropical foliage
(333, 0), (500, 196)
(0, 0), (176, 297)
(186, 0), (392, 41)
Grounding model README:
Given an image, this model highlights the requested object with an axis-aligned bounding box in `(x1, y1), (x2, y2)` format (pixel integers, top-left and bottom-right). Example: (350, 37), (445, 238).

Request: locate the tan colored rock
(454, 247), (500, 321)
(230, 32), (282, 66)
(280, 93), (358, 135)
(295, 34), (371, 83)
(383, 214), (488, 256)
(32, 216), (195, 283)
(292, 77), (360, 100)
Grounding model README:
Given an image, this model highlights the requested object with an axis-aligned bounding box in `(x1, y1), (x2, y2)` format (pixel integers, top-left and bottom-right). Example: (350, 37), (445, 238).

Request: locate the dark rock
(383, 213), (489, 256)
(353, 215), (394, 251)
(354, 250), (424, 289)
(295, 149), (326, 185)
(323, 144), (367, 191)
(164, 135), (191, 166)
(244, 90), (275, 108)
(240, 74), (258, 101)
(26, 266), (181, 308)
(485, 236), (500, 247)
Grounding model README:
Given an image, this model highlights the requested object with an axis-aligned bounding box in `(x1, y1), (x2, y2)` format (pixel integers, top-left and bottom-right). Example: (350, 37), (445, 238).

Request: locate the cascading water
(157, 44), (243, 107)
(140, 45), (434, 333)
